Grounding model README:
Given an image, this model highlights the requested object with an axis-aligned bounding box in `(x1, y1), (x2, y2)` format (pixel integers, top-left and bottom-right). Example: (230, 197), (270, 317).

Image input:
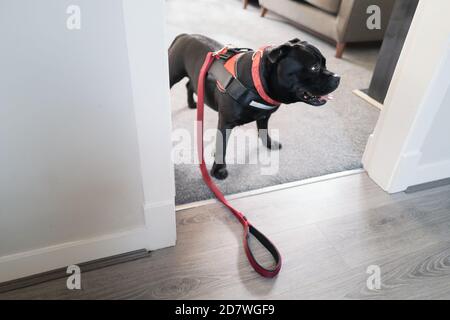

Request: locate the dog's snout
(324, 71), (341, 85)
(331, 74), (340, 87)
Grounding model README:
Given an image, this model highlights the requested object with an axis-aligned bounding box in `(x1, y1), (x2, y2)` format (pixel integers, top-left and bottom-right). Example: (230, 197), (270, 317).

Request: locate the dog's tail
(168, 34), (189, 88)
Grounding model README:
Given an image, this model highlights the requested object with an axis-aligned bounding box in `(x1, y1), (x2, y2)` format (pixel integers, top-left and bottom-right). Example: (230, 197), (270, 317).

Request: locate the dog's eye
(311, 64), (320, 72)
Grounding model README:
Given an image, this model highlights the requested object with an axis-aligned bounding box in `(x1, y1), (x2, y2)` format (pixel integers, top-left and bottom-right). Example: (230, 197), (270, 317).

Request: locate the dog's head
(264, 39), (340, 106)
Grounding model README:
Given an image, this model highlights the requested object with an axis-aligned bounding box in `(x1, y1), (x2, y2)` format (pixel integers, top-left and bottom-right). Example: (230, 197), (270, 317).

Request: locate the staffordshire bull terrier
(169, 34), (340, 180)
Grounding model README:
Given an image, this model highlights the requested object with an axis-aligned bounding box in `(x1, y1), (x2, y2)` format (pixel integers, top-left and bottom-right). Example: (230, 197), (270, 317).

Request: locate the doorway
(166, 0), (408, 206)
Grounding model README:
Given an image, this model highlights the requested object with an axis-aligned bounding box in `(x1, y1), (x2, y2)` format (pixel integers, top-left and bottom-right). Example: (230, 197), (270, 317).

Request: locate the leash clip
(213, 45), (230, 58)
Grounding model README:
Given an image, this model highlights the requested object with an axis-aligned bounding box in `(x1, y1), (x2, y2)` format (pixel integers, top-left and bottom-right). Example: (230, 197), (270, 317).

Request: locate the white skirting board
(414, 159), (450, 187)
(353, 89), (384, 110)
(0, 200), (176, 283)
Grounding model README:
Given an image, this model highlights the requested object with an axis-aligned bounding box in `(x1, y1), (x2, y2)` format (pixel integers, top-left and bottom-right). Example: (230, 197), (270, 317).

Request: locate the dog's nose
(332, 74), (341, 86)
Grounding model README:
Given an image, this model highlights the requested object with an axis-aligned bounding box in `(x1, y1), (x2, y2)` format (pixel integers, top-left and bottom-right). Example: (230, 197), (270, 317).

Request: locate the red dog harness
(251, 46), (282, 106)
(196, 47), (282, 278)
(207, 46), (281, 110)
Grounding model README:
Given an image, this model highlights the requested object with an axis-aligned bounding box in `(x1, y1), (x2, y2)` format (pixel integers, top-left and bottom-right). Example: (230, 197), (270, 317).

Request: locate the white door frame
(123, 0), (176, 249)
(363, 0), (450, 193)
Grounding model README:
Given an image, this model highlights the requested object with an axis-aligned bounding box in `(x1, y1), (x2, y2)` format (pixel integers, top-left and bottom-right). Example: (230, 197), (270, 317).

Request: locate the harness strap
(196, 52), (282, 278)
(223, 52), (242, 78)
(209, 48), (279, 110)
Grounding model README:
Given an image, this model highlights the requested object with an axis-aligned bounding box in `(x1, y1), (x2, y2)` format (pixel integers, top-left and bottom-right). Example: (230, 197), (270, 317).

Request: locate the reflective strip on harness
(249, 100), (278, 110)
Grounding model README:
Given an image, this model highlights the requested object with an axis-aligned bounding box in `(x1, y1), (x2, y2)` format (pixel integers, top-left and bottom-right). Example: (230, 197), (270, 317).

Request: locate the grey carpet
(167, 0), (380, 205)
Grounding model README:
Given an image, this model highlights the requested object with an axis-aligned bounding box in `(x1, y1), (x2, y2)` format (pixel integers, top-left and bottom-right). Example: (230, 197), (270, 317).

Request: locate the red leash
(196, 50), (282, 278)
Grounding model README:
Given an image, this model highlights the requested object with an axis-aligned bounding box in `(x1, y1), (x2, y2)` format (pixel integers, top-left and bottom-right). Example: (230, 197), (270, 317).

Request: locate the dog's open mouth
(300, 91), (334, 106)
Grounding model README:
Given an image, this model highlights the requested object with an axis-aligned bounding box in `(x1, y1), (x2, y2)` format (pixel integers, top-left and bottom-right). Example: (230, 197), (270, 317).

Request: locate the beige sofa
(256, 0), (395, 58)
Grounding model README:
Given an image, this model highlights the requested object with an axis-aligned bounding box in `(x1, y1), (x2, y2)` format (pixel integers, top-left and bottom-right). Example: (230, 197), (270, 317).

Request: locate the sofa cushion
(304, 0), (341, 15)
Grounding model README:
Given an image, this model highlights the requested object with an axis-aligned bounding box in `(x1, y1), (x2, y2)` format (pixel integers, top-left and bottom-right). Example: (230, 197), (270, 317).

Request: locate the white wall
(363, 0), (450, 192)
(0, 0), (175, 282)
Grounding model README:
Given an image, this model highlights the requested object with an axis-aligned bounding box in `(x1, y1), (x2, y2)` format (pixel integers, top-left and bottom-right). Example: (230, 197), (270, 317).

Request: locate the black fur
(169, 34), (340, 179)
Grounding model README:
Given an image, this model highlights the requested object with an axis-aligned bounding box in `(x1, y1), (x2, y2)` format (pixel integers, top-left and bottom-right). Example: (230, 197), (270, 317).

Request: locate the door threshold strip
(176, 168), (365, 211)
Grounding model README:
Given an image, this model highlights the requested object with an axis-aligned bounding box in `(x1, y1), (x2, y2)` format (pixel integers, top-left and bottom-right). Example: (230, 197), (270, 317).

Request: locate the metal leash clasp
(212, 45), (230, 58)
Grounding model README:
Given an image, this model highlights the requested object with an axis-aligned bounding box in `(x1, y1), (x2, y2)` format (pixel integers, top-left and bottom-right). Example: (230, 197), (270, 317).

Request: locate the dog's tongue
(319, 94), (334, 102)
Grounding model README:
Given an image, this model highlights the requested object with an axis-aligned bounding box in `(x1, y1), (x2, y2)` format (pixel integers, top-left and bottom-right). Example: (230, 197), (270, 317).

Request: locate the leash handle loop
(196, 52), (282, 278)
(244, 223), (282, 278)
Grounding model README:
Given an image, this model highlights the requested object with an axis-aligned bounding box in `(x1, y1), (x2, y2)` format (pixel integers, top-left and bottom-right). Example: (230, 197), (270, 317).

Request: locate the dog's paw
(262, 140), (282, 150)
(187, 101), (197, 109)
(268, 141), (282, 150)
(211, 164), (228, 180)
(259, 134), (282, 150)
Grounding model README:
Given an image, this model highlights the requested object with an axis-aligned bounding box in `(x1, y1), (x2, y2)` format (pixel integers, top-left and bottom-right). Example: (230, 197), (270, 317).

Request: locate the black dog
(169, 34), (340, 180)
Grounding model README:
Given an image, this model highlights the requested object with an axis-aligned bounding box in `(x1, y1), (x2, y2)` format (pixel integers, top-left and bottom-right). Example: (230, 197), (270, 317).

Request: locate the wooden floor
(2, 172), (450, 300)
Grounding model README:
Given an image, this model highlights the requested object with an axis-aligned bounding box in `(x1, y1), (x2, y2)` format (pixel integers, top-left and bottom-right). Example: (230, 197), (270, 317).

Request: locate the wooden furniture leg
(261, 7), (268, 17)
(335, 42), (346, 59)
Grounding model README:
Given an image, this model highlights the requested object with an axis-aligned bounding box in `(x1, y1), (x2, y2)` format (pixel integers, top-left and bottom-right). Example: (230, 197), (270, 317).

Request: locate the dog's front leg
(211, 119), (234, 180)
(257, 117), (282, 150)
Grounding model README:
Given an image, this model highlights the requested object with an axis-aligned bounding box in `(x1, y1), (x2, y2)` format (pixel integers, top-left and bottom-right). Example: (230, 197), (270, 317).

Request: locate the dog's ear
(288, 38), (301, 44)
(266, 44), (290, 63)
